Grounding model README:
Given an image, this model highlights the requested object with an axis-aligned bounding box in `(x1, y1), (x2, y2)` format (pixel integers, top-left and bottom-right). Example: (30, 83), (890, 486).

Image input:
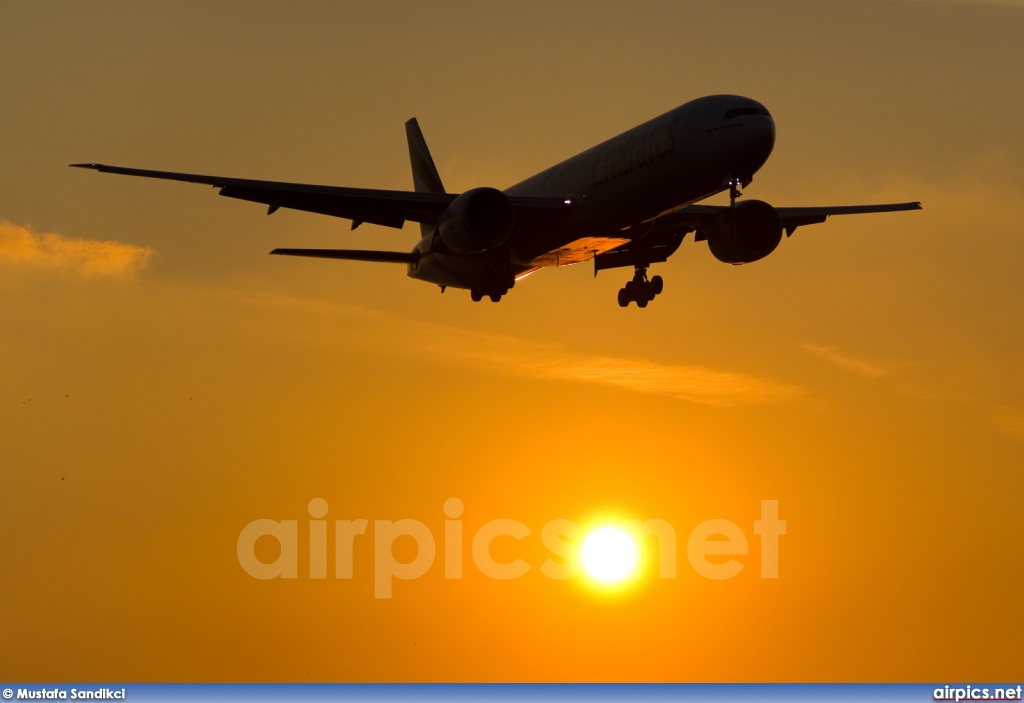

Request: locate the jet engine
(706, 199), (783, 265)
(437, 187), (516, 254)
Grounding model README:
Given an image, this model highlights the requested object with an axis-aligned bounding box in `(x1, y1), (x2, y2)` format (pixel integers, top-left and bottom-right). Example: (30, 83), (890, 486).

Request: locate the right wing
(70, 163), (566, 231)
(71, 163), (452, 229)
(270, 248), (416, 263)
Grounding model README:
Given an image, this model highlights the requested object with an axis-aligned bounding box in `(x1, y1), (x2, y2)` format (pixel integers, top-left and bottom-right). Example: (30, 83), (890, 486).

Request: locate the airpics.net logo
(933, 685), (1023, 701)
(236, 499), (787, 598)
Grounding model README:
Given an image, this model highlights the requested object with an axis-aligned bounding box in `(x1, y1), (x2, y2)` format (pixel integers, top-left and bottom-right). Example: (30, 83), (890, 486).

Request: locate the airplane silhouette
(73, 95), (919, 307)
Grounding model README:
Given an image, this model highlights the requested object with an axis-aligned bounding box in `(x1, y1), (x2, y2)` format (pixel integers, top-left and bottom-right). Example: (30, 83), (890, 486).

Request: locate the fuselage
(409, 95), (776, 290)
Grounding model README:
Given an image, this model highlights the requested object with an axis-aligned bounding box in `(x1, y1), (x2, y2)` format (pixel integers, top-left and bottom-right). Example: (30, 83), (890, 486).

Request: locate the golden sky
(1, 0), (1023, 682)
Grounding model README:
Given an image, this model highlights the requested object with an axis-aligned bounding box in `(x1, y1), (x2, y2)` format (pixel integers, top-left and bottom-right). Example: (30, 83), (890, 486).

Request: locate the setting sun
(580, 526), (639, 584)
(3, 1), (1024, 685)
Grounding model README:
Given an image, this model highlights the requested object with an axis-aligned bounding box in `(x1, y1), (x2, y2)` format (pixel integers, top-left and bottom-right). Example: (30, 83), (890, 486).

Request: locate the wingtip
(69, 163), (102, 170)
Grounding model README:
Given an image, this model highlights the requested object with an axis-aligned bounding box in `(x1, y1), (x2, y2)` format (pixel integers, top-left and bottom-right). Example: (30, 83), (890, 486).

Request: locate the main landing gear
(470, 278), (514, 303)
(617, 265), (663, 308)
(471, 289), (504, 302)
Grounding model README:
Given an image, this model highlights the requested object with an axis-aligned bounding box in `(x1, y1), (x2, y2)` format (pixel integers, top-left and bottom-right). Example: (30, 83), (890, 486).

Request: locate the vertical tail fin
(405, 118), (445, 193)
(406, 118), (445, 237)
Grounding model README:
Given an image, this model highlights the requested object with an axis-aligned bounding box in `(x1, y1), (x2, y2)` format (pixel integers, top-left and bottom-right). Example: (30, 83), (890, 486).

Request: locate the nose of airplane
(735, 102), (775, 179)
(749, 102), (775, 155)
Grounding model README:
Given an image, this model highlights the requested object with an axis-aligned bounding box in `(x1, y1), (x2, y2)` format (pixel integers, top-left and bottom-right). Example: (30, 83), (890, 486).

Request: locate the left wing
(595, 200), (922, 273)
(634, 201), (922, 239)
(773, 202), (923, 236)
(70, 163), (566, 231)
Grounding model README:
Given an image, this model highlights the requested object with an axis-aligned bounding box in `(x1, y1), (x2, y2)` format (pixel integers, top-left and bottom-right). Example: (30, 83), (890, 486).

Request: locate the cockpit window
(724, 106), (770, 119)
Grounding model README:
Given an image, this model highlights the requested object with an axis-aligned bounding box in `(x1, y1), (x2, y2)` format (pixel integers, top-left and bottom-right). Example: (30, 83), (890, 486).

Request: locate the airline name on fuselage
(590, 118), (677, 189)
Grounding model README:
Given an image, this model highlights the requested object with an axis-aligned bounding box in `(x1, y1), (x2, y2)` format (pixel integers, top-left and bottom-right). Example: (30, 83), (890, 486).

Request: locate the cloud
(254, 294), (806, 406)
(543, 354), (805, 405)
(0, 220), (153, 276)
(801, 344), (886, 380)
(419, 324), (804, 405)
(992, 406), (1024, 443)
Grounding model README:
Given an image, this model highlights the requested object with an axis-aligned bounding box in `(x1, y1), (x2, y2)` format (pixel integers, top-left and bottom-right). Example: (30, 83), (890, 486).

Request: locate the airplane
(72, 94), (920, 308)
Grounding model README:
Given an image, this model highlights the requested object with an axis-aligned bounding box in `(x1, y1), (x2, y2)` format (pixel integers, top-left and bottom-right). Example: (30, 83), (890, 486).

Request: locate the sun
(580, 525), (639, 583)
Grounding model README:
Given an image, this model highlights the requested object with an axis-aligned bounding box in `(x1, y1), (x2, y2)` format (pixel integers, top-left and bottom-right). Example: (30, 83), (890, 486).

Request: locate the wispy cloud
(253, 293), (806, 406)
(411, 323), (805, 406)
(0, 220), (153, 276)
(545, 355), (804, 405)
(801, 344), (886, 380)
(992, 406), (1024, 443)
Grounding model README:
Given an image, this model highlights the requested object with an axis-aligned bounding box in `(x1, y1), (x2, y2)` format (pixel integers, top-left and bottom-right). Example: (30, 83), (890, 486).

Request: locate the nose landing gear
(728, 176), (743, 206)
(617, 265), (663, 308)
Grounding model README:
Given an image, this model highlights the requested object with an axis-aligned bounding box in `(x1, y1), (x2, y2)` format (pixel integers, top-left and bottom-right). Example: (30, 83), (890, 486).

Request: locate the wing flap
(592, 232), (685, 273)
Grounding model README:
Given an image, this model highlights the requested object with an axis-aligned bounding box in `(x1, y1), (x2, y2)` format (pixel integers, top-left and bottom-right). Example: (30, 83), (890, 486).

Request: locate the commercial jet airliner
(73, 95), (920, 307)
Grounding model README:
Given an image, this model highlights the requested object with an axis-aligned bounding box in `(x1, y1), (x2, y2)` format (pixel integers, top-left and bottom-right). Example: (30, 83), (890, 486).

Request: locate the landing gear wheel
(728, 176), (743, 206)
(470, 290), (483, 302)
(489, 293), (502, 302)
(618, 265), (665, 308)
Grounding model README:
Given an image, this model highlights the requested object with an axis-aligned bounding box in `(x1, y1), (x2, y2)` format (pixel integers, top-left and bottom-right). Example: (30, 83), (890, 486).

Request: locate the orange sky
(1, 0), (1023, 682)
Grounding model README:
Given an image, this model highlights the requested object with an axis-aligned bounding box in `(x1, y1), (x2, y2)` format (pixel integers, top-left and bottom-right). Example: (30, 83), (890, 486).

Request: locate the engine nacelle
(706, 199), (783, 265)
(437, 187), (516, 254)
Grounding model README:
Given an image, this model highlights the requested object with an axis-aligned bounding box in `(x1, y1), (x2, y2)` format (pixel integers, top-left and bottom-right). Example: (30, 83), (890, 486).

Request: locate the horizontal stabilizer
(270, 248), (417, 264)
